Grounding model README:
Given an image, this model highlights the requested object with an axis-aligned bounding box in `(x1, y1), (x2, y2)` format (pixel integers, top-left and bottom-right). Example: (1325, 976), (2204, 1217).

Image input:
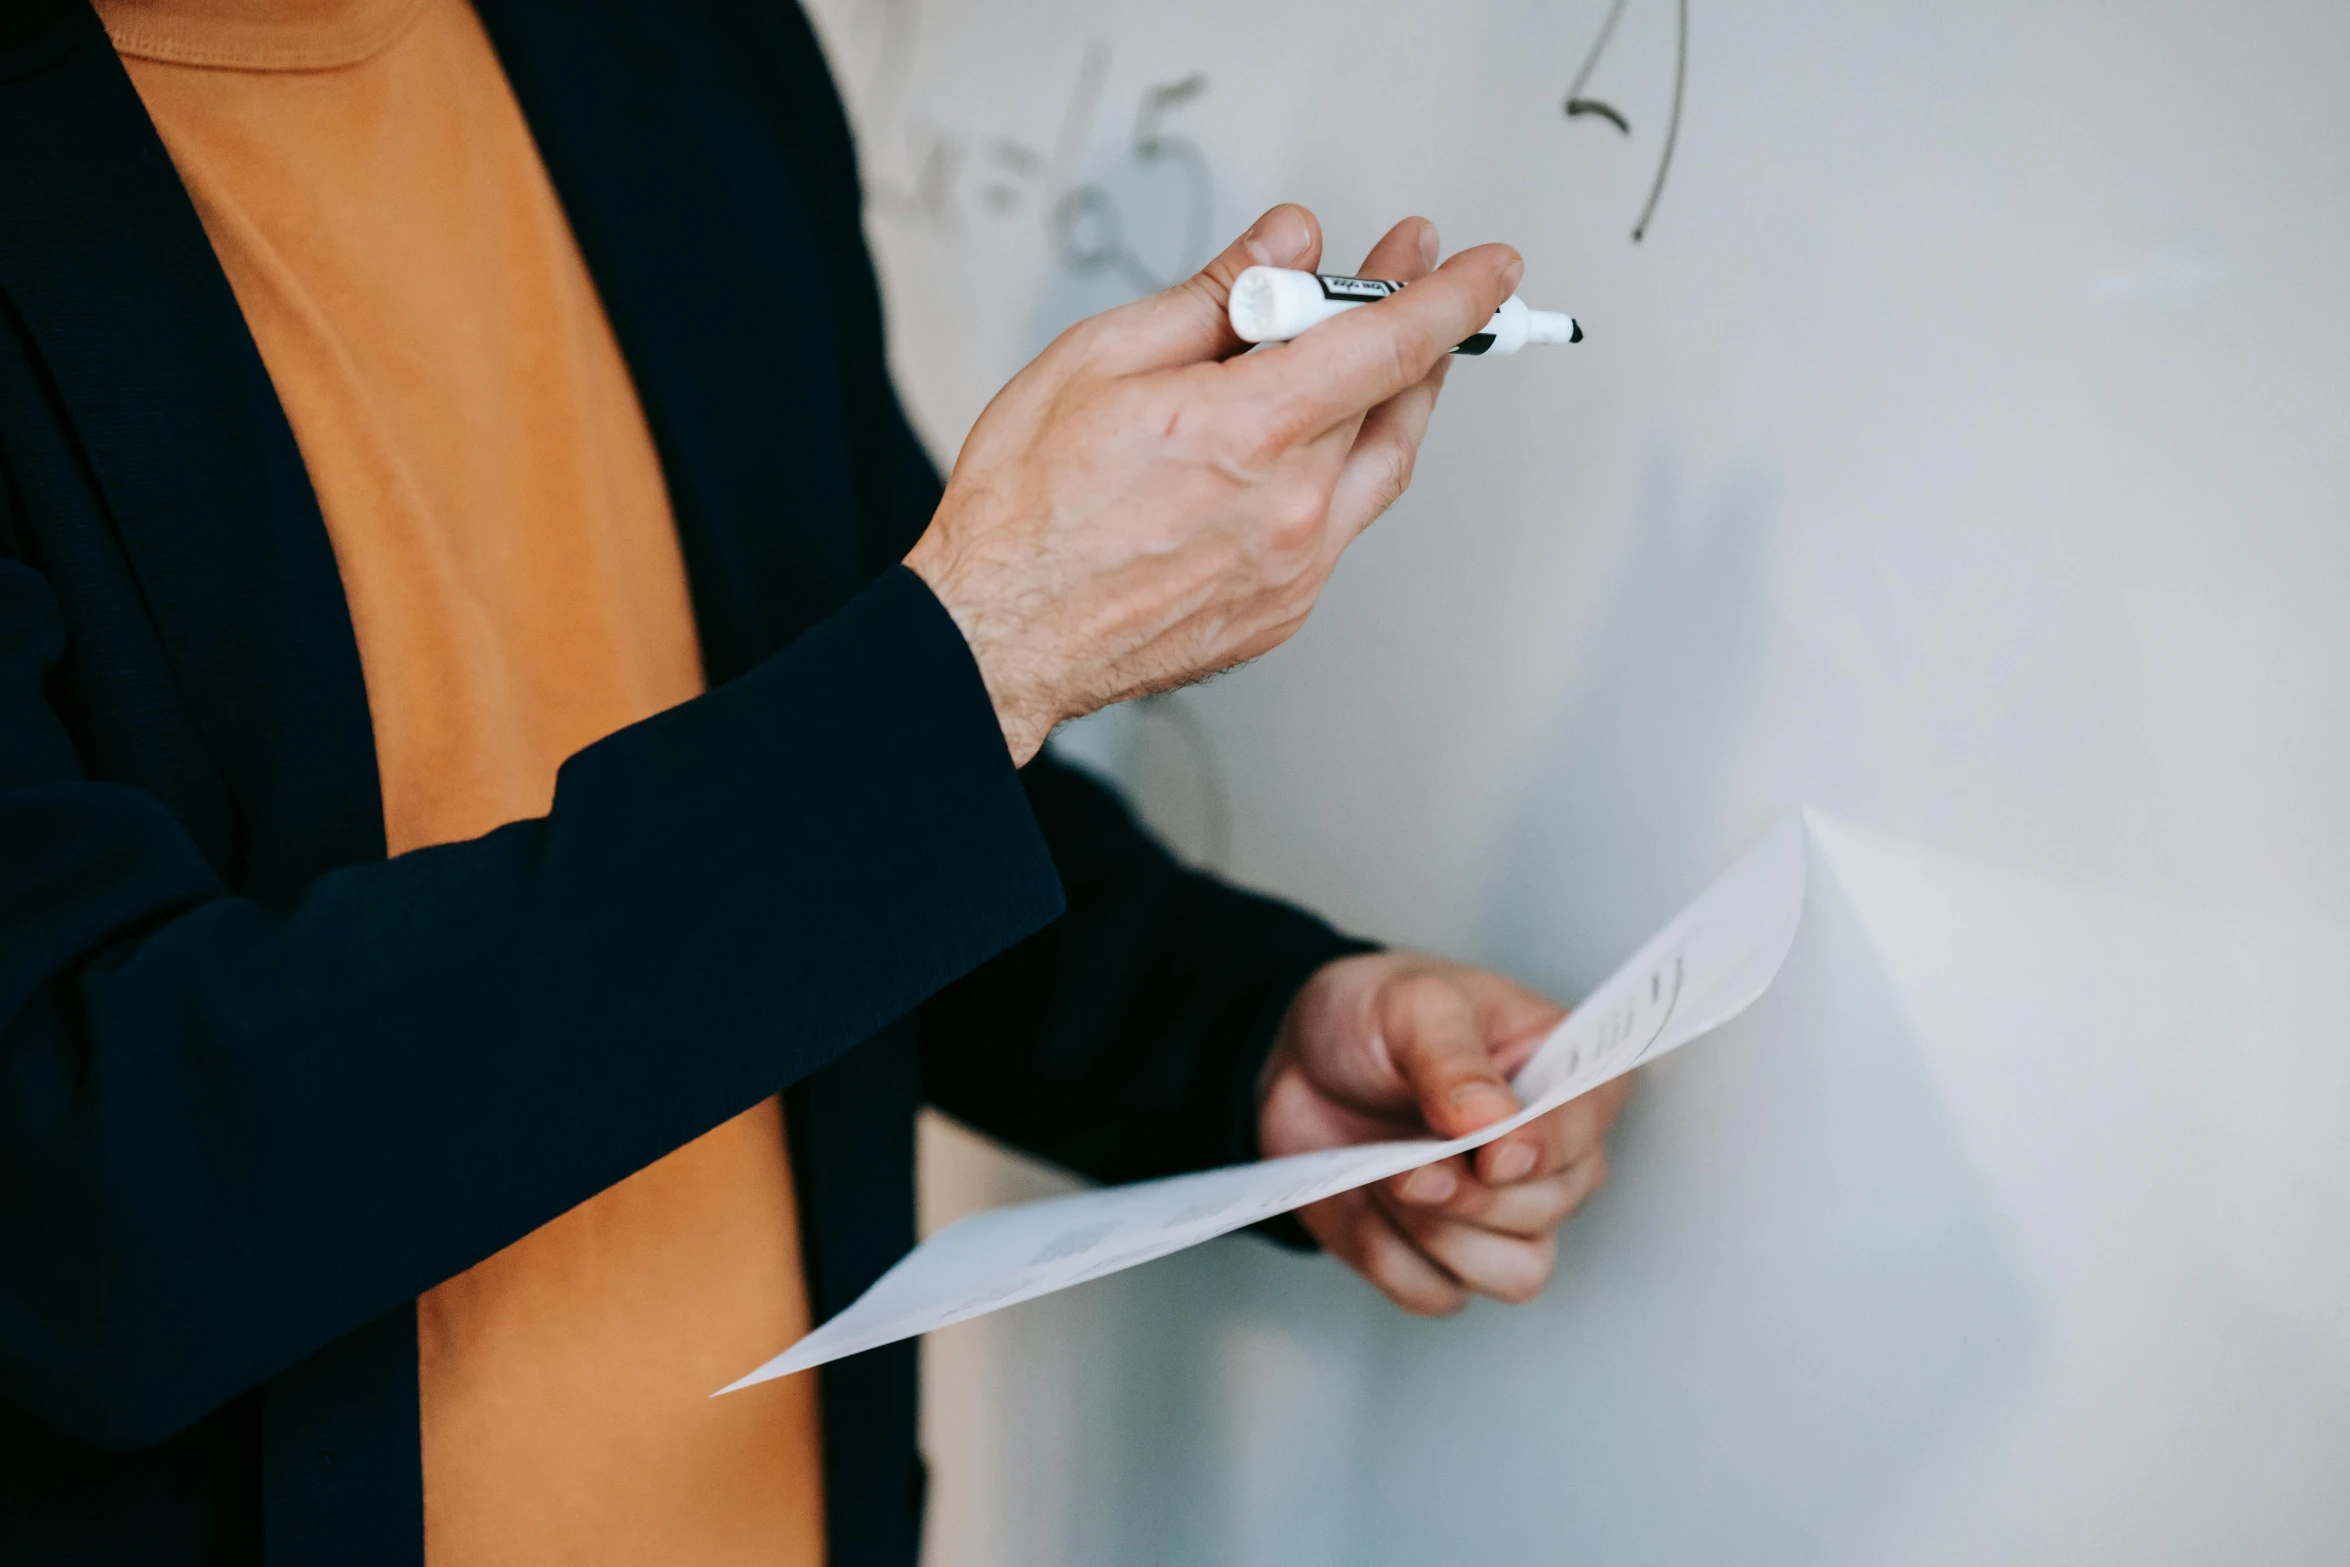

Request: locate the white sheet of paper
(718, 814), (1809, 1394)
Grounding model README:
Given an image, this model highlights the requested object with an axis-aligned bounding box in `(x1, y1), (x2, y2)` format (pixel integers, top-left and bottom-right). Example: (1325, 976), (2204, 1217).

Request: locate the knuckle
(1261, 411), (1315, 466)
(1215, 416), (1286, 476)
(1258, 387), (1330, 457)
(1556, 1156), (1607, 1220)
(1357, 1215), (1458, 1316)
(1265, 605), (1314, 648)
(1395, 1271), (1468, 1317)
(1053, 314), (1111, 366)
(1388, 968), (1457, 1018)
(1537, 1122), (1587, 1175)
(1495, 1241), (1555, 1304)
(1385, 972), (1476, 1052)
(1380, 312), (1441, 385)
(1265, 487), (1329, 554)
(1386, 332), (1423, 392)
(1534, 1180), (1581, 1227)
(1580, 1151), (1611, 1199)
(1542, 1107), (1597, 1164)
(1371, 440), (1416, 511)
(1175, 271), (1224, 312)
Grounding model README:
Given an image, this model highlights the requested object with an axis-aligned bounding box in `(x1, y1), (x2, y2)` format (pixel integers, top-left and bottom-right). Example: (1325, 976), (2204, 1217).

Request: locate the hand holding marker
(1229, 266), (1581, 355)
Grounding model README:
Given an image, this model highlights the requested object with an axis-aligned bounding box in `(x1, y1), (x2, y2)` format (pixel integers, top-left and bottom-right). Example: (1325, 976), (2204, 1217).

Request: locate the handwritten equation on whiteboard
(1564, 0), (1688, 241)
(834, 0), (1690, 295)
(840, 0), (1222, 294)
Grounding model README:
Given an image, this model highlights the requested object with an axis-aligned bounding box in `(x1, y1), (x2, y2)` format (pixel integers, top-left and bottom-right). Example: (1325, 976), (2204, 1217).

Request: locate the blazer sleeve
(0, 553), (1062, 1452)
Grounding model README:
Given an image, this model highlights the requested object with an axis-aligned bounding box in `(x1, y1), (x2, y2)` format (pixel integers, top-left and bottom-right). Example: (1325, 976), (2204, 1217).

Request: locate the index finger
(1379, 969), (1522, 1140)
(1227, 242), (1524, 449)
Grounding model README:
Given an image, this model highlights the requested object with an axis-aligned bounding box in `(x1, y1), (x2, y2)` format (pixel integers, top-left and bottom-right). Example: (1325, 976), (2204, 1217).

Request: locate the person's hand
(905, 206), (1522, 763)
(1257, 952), (1631, 1315)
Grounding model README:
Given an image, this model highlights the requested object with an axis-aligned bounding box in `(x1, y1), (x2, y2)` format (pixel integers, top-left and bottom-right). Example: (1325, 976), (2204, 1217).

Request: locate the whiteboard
(799, 1), (2350, 1562)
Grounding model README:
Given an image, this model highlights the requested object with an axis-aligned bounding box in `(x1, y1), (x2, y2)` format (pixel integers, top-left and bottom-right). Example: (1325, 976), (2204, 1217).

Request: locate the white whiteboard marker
(1228, 266), (1582, 355)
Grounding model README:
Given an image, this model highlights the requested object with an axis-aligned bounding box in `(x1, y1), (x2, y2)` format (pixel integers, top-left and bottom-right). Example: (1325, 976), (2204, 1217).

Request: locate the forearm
(0, 566), (1061, 1449)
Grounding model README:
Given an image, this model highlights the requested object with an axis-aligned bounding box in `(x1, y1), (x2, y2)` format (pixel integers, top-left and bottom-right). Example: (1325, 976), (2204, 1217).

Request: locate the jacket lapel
(0, 0), (384, 903)
(475, 0), (871, 687)
(0, 0), (876, 894)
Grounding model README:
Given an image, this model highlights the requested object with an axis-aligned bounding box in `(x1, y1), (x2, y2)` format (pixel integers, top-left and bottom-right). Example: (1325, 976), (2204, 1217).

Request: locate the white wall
(801, 1), (2350, 1560)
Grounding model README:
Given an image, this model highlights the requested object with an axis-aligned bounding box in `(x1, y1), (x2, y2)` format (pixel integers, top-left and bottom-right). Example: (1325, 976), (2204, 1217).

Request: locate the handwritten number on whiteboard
(1562, 0), (1688, 242)
(1051, 58), (1216, 294)
(1134, 74), (1215, 280)
(1633, 0), (1688, 242)
(1563, 0), (1634, 133)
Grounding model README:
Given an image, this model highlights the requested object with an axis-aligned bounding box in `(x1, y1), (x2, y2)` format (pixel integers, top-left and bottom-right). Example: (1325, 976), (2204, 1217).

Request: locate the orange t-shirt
(100, 1), (827, 1562)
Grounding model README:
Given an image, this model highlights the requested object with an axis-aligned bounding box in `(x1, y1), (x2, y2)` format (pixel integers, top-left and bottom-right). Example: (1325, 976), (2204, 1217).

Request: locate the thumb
(1095, 204), (1323, 371)
(1379, 969), (1522, 1140)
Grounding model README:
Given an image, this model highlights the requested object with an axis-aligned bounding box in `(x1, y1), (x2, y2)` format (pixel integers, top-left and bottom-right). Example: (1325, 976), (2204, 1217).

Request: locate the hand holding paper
(721, 816), (1808, 1393)
(1259, 951), (1631, 1315)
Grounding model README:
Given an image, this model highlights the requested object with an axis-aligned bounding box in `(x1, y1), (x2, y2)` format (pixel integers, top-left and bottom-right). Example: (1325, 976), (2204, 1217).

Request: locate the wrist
(905, 531), (1060, 765)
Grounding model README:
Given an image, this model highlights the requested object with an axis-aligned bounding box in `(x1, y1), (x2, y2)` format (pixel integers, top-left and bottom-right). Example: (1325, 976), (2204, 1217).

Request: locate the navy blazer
(0, 2), (1361, 1563)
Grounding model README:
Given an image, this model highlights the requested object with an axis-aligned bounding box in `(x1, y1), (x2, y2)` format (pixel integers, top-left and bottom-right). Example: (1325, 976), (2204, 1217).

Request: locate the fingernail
(1500, 252), (1525, 296)
(1450, 1082), (1517, 1123)
(1245, 206), (1311, 267)
(1416, 221), (1440, 270)
(1490, 1143), (1537, 1184)
(1401, 1165), (1456, 1205)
